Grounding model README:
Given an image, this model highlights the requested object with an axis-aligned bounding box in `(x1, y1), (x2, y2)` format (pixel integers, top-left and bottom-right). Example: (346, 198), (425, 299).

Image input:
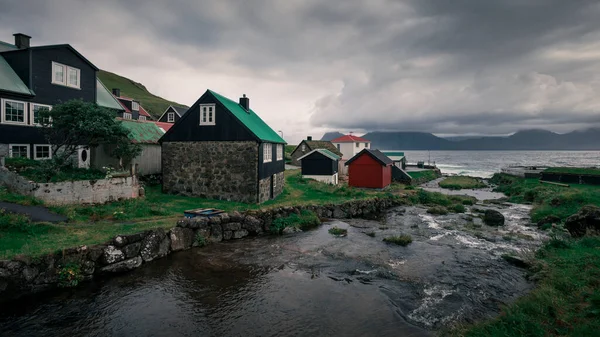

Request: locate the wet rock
(187, 217), (209, 229)
(223, 222), (242, 231)
(100, 257), (143, 273)
(208, 216), (222, 225)
(81, 260), (95, 276)
(565, 205), (600, 237)
(209, 224), (223, 242)
(140, 229), (168, 262)
(123, 232), (147, 244)
(282, 226), (302, 235)
(113, 236), (128, 248)
(170, 227), (195, 251)
(21, 266), (39, 282)
(87, 246), (104, 262)
(333, 206), (346, 218)
(233, 229), (249, 239)
(223, 231), (233, 240)
(537, 215), (561, 228)
(483, 209), (505, 226)
(502, 255), (531, 269)
(229, 211), (244, 222)
(100, 246), (125, 265)
(122, 242), (142, 259)
(243, 216), (262, 234)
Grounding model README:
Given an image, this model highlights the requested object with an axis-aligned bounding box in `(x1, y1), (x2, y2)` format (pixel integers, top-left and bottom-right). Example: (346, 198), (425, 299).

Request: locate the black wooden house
(158, 105), (188, 124)
(297, 149), (341, 185)
(159, 90), (286, 203)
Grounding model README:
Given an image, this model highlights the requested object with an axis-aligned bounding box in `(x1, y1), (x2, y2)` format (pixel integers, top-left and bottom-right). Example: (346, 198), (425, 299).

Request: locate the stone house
(289, 136), (343, 166)
(159, 90), (286, 203)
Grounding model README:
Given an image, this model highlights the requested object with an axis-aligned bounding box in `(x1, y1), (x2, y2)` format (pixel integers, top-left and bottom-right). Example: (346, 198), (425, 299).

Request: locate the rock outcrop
(565, 205), (600, 237)
(483, 210), (505, 226)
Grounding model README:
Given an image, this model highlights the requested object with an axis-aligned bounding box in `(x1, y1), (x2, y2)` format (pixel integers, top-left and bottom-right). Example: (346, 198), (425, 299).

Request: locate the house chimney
(13, 33), (31, 49)
(307, 136), (312, 141)
(239, 94), (249, 111)
(112, 88), (120, 97)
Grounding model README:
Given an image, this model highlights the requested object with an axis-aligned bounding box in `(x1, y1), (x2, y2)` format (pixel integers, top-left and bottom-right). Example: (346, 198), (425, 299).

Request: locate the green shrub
(0, 210), (31, 232)
(57, 262), (84, 288)
(383, 234), (413, 246)
(196, 232), (207, 247)
(328, 226), (348, 236)
(462, 199), (475, 206)
(452, 204), (467, 213)
(427, 206), (449, 215)
(270, 210), (321, 235)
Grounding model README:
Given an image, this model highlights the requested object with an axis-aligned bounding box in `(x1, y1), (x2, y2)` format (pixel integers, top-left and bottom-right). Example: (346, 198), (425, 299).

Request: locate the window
(199, 104), (216, 126)
(31, 103), (52, 125)
(356, 142), (359, 148)
(52, 62), (80, 89)
(132, 101), (139, 111)
(337, 144), (341, 150)
(9, 144), (29, 158)
(1, 99), (27, 124)
(167, 112), (175, 122)
(301, 144), (306, 152)
(276, 144), (283, 161)
(34, 145), (52, 160)
(123, 112), (132, 120)
(263, 143), (272, 162)
(139, 116), (146, 121)
(365, 143), (369, 148)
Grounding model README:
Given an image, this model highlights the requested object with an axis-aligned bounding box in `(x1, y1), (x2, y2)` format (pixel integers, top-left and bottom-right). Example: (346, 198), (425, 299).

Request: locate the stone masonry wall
(0, 197), (403, 303)
(0, 167), (139, 205)
(257, 171), (285, 203)
(162, 141), (259, 203)
(0, 144), (7, 167)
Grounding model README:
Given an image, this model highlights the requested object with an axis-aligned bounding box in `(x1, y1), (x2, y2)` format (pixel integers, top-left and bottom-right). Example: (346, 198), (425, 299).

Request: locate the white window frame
(52, 61), (80, 89)
(132, 101), (139, 111)
(9, 144), (29, 158)
(167, 112), (175, 122)
(123, 112), (132, 120)
(30, 103), (53, 126)
(139, 116), (146, 121)
(276, 144), (283, 161)
(263, 143), (272, 163)
(301, 144), (306, 152)
(1, 98), (28, 125)
(199, 104), (216, 126)
(33, 144), (52, 160)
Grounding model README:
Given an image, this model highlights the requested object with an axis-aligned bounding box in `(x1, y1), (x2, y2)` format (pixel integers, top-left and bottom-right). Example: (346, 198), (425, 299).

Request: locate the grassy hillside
(97, 70), (187, 119)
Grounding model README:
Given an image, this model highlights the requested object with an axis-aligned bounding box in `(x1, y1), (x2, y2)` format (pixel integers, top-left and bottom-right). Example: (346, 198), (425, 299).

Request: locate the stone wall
(0, 144), (7, 167)
(0, 197), (403, 303)
(162, 141), (259, 203)
(0, 167), (139, 205)
(258, 171), (285, 203)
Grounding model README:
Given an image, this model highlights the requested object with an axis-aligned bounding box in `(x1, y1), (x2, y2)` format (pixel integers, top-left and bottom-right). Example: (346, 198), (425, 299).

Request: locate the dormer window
(52, 62), (80, 89)
(167, 112), (175, 122)
(199, 104), (216, 126)
(132, 101), (139, 111)
(139, 116), (146, 121)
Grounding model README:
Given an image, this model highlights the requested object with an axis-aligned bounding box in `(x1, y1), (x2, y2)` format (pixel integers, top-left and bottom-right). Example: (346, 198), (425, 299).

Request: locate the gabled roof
(119, 119), (164, 144)
(157, 105), (188, 122)
(30, 44), (99, 71)
(345, 149), (393, 166)
(0, 55), (34, 96)
(138, 105), (151, 118)
(154, 121), (173, 132)
(331, 134), (370, 143)
(0, 41), (17, 52)
(209, 90), (286, 143)
(297, 148), (341, 162)
(292, 140), (343, 157)
(96, 78), (125, 111)
(381, 151), (405, 161)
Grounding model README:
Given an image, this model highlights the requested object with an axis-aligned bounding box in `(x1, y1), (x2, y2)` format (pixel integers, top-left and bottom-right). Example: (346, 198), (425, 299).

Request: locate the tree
(38, 100), (141, 170)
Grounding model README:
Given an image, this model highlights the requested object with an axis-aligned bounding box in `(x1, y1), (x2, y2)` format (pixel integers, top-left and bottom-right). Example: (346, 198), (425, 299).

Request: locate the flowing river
(0, 194), (544, 336)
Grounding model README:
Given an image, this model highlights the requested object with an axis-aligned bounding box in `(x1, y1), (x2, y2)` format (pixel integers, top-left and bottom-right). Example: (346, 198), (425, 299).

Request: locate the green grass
(285, 145), (296, 163)
(98, 70), (187, 119)
(383, 234), (413, 246)
(439, 176), (486, 190)
(270, 210), (321, 234)
(544, 167), (600, 176)
(328, 226), (348, 236)
(5, 157), (107, 183)
(427, 206), (449, 215)
(0, 186), (43, 206)
(408, 169), (439, 183)
(452, 237), (600, 337)
(409, 189), (476, 209)
(490, 173), (600, 223)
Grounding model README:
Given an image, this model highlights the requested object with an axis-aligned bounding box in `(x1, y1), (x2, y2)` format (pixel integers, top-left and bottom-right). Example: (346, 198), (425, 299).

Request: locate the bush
(0, 209), (31, 232)
(196, 232), (207, 247)
(270, 210), (321, 234)
(427, 206), (449, 215)
(383, 234), (413, 246)
(328, 226), (348, 236)
(57, 262), (84, 288)
(452, 204), (467, 213)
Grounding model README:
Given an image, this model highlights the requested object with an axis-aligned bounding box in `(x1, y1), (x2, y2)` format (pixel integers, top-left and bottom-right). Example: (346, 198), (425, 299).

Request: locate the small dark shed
(345, 149), (393, 189)
(297, 149), (341, 185)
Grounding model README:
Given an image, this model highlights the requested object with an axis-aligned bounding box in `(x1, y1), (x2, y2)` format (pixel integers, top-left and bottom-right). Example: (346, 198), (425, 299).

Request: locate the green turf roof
(381, 151), (405, 157)
(209, 90), (286, 144)
(96, 78), (124, 111)
(0, 55), (34, 96)
(120, 120), (164, 144)
(317, 149), (341, 160)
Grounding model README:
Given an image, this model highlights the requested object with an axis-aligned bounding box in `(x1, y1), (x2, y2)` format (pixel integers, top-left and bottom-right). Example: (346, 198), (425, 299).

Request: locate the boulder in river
(565, 205), (600, 237)
(483, 209), (505, 226)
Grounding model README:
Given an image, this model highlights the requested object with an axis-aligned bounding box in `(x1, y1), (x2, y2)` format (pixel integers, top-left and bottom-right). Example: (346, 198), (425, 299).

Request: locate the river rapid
(0, 194), (544, 336)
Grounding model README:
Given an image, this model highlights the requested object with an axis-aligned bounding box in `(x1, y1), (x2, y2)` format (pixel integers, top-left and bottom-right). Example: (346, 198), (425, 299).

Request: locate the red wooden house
(345, 149), (393, 189)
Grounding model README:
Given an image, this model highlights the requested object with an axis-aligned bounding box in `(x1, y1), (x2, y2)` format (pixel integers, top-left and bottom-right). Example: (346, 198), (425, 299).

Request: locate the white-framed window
(9, 144), (29, 158)
(199, 104), (216, 126)
(356, 142), (359, 148)
(337, 144), (341, 150)
(263, 143), (272, 163)
(301, 144), (306, 152)
(1, 99), (27, 124)
(52, 61), (80, 89)
(139, 116), (146, 121)
(30, 103), (52, 126)
(132, 101), (139, 111)
(276, 144), (283, 161)
(123, 112), (132, 119)
(167, 112), (175, 122)
(34, 144), (52, 160)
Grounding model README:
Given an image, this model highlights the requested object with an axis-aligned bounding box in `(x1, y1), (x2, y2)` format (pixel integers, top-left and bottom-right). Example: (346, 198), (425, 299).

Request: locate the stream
(0, 187), (544, 337)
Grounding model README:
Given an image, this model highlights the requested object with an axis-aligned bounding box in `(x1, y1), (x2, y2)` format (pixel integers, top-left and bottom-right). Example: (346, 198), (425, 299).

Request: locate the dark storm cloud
(1, 0), (600, 140)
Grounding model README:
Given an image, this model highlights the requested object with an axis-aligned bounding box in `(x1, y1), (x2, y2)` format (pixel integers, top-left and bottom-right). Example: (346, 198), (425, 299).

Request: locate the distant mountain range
(320, 129), (600, 150)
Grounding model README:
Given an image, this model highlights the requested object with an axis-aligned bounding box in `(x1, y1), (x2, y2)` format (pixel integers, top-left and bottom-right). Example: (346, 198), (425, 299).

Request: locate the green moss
(439, 176), (487, 190)
(427, 206), (449, 215)
(383, 234), (413, 246)
(328, 226), (348, 236)
(270, 210), (321, 235)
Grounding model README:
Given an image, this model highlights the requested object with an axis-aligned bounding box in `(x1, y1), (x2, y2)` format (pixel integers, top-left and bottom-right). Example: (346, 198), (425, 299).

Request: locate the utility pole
(278, 130), (283, 139)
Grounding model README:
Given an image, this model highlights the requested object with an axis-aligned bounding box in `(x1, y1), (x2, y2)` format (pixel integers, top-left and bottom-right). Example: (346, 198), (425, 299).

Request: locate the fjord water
(0, 203), (542, 337)
(403, 150), (600, 178)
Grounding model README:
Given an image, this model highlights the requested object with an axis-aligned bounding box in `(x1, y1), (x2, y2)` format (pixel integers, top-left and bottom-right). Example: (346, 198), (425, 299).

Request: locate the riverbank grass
(408, 169), (439, 183)
(383, 234), (413, 246)
(439, 176), (486, 190)
(270, 210), (321, 234)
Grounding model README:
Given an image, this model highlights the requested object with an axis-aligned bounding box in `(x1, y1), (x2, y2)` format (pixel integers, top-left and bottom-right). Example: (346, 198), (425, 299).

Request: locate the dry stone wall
(258, 172), (285, 203)
(0, 197), (404, 302)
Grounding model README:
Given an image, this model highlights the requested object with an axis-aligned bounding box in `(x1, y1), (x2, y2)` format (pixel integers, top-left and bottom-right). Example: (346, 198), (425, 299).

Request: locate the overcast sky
(2, 0), (600, 143)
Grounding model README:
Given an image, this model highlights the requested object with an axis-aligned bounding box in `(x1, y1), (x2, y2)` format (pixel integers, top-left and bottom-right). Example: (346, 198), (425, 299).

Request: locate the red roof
(138, 105), (151, 117)
(331, 134), (370, 143)
(154, 121), (173, 132)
